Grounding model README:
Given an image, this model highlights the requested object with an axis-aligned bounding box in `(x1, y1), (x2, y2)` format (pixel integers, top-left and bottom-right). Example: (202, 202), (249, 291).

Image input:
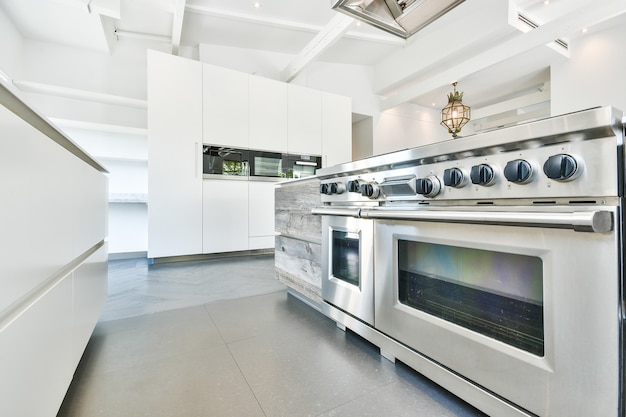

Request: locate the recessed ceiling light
(581, 27), (588, 33)
(254, 1), (261, 9)
(544, 0), (549, 5)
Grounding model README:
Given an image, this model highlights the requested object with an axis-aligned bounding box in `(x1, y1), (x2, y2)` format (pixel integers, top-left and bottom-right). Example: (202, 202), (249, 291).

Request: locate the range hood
(331, 0), (465, 39)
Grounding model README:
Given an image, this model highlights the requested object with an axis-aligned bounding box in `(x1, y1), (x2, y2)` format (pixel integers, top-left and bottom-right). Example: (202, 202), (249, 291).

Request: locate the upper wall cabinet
(288, 84), (322, 156)
(203, 64), (249, 148)
(249, 75), (288, 152)
(322, 92), (352, 167)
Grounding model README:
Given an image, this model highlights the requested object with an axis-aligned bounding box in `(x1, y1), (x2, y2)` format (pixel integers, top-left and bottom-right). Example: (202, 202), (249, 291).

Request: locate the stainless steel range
(312, 106), (625, 417)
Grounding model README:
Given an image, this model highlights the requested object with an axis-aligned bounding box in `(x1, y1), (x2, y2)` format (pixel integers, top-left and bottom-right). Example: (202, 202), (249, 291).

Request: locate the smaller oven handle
(311, 207), (362, 218)
(358, 209), (613, 233)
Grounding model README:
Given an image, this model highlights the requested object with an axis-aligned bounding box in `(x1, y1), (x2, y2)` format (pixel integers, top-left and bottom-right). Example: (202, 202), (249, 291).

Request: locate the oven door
(321, 212), (374, 326)
(370, 206), (620, 417)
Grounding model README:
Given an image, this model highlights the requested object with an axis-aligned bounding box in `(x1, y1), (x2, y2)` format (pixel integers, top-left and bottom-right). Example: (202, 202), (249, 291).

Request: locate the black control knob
(319, 183), (329, 194)
(416, 176), (441, 198)
(347, 180), (360, 193)
(504, 159), (533, 183)
(543, 154), (579, 181)
(360, 182), (380, 199)
(330, 182), (346, 194)
(443, 168), (466, 188)
(470, 164), (496, 186)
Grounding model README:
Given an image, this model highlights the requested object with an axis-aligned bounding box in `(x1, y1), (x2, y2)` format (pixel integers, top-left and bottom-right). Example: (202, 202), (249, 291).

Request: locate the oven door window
(398, 240), (544, 356)
(331, 231), (360, 287)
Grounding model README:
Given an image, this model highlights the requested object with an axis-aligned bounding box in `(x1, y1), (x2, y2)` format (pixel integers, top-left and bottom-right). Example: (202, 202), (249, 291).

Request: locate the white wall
(374, 103), (448, 155)
(0, 8), (22, 79)
(551, 19), (626, 115)
(16, 40), (150, 128)
(352, 117), (373, 160)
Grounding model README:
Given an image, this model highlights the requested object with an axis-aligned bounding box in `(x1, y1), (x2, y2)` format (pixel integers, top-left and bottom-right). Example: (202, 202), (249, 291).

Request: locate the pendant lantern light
(440, 82), (470, 138)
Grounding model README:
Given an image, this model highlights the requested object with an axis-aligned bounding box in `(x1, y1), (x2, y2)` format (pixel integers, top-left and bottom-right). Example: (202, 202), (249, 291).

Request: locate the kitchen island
(274, 176), (323, 306)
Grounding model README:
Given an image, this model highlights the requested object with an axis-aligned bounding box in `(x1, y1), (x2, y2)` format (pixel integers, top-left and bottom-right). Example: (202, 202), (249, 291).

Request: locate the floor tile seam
(202, 303), (229, 347)
(211, 317), (269, 417)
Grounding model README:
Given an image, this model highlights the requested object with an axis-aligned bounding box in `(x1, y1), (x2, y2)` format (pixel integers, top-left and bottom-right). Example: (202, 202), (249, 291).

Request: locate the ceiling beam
(114, 29), (171, 43)
(90, 0), (121, 19)
(171, 0), (186, 55)
(280, 14), (355, 83)
(380, 0), (626, 110)
(13, 80), (147, 109)
(185, 4), (401, 46)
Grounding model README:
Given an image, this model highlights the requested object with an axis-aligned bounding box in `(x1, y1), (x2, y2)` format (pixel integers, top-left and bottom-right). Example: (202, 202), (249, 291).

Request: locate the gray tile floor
(57, 255), (487, 417)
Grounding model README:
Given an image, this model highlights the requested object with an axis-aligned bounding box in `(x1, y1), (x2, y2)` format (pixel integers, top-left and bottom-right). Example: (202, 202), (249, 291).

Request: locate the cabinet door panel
(203, 180), (249, 254)
(288, 85), (322, 155)
(148, 51), (203, 258)
(249, 75), (288, 152)
(248, 181), (276, 239)
(0, 105), (74, 312)
(203, 64), (249, 148)
(0, 276), (73, 417)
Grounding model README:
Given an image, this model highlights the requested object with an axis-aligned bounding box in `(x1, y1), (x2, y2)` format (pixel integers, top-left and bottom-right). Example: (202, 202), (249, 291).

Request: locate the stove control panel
(318, 136), (616, 203)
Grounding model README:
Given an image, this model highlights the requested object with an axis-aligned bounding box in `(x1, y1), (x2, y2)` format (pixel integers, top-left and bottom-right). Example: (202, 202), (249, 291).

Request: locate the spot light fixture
(440, 81), (471, 138)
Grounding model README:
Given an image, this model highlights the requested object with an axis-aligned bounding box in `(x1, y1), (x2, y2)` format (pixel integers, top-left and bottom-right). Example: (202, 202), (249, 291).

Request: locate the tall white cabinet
(148, 50), (203, 258)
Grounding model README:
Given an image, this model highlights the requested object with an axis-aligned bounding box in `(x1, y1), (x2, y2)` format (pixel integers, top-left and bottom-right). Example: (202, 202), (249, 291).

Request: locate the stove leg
(380, 349), (396, 363)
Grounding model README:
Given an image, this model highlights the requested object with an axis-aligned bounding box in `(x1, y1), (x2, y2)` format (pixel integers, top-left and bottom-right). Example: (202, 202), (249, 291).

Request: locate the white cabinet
(249, 75), (288, 152)
(148, 50), (203, 258)
(203, 64), (249, 148)
(0, 274), (74, 417)
(288, 84), (322, 155)
(146, 54), (353, 258)
(322, 92), (352, 167)
(0, 78), (107, 417)
(203, 180), (249, 254)
(72, 244), (108, 360)
(248, 181), (276, 249)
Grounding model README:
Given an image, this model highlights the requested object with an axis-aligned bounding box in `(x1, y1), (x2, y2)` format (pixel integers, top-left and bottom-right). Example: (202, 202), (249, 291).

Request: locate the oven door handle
(358, 209), (613, 233)
(311, 207), (362, 218)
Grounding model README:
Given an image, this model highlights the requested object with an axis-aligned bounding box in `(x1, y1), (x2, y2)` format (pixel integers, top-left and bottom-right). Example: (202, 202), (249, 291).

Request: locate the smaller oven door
(322, 214), (374, 326)
(372, 207), (620, 417)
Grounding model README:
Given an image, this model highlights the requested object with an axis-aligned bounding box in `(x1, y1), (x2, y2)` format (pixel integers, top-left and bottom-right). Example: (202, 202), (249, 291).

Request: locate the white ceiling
(1, 0), (625, 111)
